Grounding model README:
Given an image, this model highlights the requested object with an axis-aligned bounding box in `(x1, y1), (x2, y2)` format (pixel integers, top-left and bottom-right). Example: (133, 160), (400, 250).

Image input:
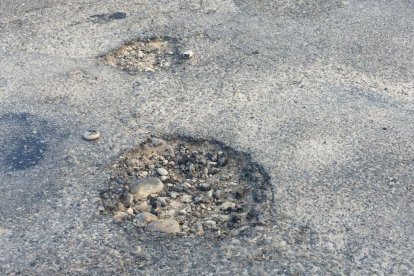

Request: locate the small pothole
(103, 37), (180, 73)
(100, 136), (274, 238)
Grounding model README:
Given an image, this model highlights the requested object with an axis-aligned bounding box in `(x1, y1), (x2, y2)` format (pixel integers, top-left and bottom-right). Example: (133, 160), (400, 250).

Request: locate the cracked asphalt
(0, 0), (413, 274)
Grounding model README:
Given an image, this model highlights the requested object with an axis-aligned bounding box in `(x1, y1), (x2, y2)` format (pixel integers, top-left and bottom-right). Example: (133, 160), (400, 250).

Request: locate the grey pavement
(0, 0), (413, 274)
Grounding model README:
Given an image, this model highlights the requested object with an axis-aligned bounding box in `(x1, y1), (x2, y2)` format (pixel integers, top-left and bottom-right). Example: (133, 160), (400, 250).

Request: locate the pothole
(103, 37), (181, 73)
(100, 136), (274, 237)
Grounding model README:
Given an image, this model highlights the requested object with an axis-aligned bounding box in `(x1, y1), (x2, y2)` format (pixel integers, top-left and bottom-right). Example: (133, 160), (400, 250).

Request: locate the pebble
(220, 202), (236, 210)
(182, 50), (194, 59)
(160, 175), (169, 181)
(181, 194), (192, 203)
(194, 222), (204, 234)
(193, 196), (203, 204)
(165, 145), (175, 157)
(147, 219), (180, 234)
(140, 171), (148, 177)
(126, 207), (134, 214)
(129, 177), (164, 200)
(157, 197), (168, 207)
(133, 212), (158, 227)
(120, 192), (134, 207)
(203, 220), (217, 228)
(91, 197), (101, 203)
(83, 130), (100, 141)
(198, 183), (211, 191)
(116, 202), (127, 212)
(170, 191), (178, 199)
(156, 168), (169, 176)
(112, 211), (129, 221)
(126, 159), (139, 167)
(151, 138), (164, 146)
(133, 201), (149, 212)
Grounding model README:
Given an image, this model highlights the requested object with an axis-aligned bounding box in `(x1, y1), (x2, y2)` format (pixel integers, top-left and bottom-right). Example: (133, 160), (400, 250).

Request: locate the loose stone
(129, 177), (164, 200)
(147, 219), (180, 234)
(194, 222), (204, 235)
(133, 212), (158, 227)
(133, 201), (149, 212)
(182, 50), (194, 59)
(160, 175), (169, 181)
(181, 194), (192, 203)
(112, 211), (129, 221)
(220, 202), (236, 210)
(203, 220), (217, 228)
(83, 130), (100, 141)
(120, 192), (134, 207)
(156, 168), (168, 176)
(126, 159), (139, 167)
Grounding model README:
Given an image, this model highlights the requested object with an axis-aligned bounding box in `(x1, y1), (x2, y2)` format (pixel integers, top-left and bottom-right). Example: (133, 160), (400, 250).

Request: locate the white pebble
(83, 130), (100, 141)
(157, 168), (169, 176)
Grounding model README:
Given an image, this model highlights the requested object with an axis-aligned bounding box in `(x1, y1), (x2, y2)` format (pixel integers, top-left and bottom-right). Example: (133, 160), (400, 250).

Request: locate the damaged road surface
(1, 0), (414, 275)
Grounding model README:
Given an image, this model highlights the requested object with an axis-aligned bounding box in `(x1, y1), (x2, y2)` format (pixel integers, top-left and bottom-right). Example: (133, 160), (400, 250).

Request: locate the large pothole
(100, 136), (274, 238)
(103, 37), (181, 73)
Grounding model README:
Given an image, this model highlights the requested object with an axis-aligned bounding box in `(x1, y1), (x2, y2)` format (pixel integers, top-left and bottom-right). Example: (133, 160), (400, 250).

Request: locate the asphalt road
(0, 0), (413, 274)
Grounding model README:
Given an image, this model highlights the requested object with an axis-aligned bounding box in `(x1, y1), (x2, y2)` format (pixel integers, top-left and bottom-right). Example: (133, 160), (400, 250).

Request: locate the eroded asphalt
(0, 0), (413, 274)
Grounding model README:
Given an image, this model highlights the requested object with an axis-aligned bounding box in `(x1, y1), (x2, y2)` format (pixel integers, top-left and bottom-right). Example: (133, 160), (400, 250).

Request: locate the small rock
(112, 211), (129, 221)
(116, 202), (127, 212)
(218, 156), (227, 166)
(181, 194), (192, 203)
(83, 130), (100, 141)
(198, 183), (211, 191)
(215, 214), (231, 222)
(165, 145), (175, 157)
(120, 192), (134, 207)
(133, 212), (158, 227)
(193, 196), (202, 204)
(220, 202), (236, 211)
(91, 197), (101, 203)
(126, 207), (134, 214)
(140, 171), (148, 177)
(151, 138), (164, 146)
(206, 190), (213, 198)
(203, 220), (217, 228)
(147, 219), (180, 234)
(157, 197), (168, 207)
(194, 222), (204, 235)
(130, 177), (164, 200)
(182, 50), (194, 59)
(126, 159), (139, 167)
(160, 175), (169, 181)
(157, 168), (169, 176)
(170, 192), (178, 199)
(137, 50), (145, 58)
(133, 201), (149, 212)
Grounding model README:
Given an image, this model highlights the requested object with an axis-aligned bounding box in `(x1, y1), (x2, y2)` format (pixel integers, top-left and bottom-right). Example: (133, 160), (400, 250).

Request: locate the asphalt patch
(0, 113), (55, 171)
(90, 11), (127, 22)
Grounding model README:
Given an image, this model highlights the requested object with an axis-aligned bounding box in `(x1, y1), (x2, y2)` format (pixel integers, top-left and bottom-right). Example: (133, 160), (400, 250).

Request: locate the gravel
(101, 137), (273, 237)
